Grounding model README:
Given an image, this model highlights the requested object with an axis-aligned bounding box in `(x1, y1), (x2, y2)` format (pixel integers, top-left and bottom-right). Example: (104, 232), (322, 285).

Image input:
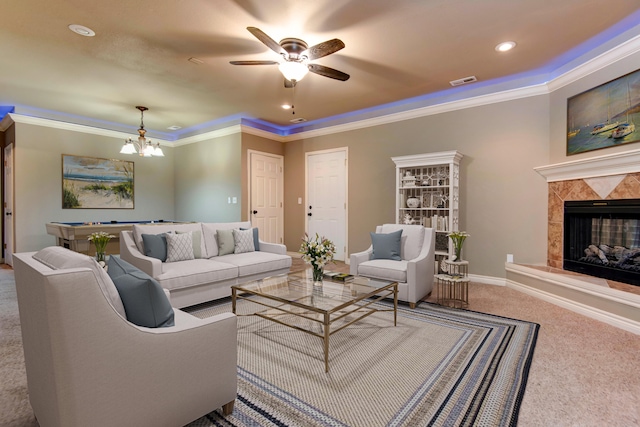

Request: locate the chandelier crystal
(120, 106), (164, 157)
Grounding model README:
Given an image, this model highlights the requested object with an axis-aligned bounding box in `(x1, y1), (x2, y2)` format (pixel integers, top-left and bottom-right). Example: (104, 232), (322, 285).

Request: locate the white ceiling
(1, 0), (640, 139)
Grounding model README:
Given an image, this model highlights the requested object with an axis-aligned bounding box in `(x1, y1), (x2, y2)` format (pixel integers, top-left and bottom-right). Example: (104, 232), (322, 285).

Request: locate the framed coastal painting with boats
(62, 155), (134, 209)
(567, 68), (640, 155)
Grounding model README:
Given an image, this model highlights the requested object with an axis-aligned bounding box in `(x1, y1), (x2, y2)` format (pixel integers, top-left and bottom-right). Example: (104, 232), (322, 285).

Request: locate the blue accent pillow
(107, 256), (175, 328)
(370, 229), (403, 260)
(141, 233), (168, 262)
(240, 227), (260, 251)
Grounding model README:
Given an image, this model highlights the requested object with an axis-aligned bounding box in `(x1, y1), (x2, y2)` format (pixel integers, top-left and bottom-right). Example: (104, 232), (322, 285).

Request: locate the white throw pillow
(165, 232), (195, 262)
(233, 228), (255, 254)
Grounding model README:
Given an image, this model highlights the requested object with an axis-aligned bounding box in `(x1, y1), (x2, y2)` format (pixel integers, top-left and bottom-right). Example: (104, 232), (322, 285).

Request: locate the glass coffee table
(231, 271), (398, 372)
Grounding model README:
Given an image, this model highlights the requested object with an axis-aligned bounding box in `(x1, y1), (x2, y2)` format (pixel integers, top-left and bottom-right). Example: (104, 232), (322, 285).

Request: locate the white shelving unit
(391, 151), (463, 271)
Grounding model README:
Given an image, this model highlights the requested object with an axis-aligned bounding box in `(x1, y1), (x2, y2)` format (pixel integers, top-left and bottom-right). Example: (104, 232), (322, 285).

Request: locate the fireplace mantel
(535, 148), (640, 182)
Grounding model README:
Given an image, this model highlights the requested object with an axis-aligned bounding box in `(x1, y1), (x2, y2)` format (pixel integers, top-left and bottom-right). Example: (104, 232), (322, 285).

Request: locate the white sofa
(350, 224), (435, 308)
(120, 221), (292, 308)
(13, 247), (237, 427)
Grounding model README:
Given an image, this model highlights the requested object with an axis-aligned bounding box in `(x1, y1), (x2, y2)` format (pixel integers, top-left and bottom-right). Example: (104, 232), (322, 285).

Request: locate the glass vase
(454, 246), (462, 262)
(96, 251), (106, 263)
(312, 266), (324, 285)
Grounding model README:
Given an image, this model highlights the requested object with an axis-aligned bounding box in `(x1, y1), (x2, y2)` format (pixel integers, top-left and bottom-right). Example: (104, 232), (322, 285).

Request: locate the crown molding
(534, 148), (640, 182)
(5, 113), (172, 144)
(547, 33), (640, 92)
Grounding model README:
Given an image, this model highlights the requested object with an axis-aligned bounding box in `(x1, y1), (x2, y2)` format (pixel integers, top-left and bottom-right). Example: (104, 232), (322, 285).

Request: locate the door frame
(247, 149), (284, 244)
(3, 143), (14, 265)
(304, 147), (349, 262)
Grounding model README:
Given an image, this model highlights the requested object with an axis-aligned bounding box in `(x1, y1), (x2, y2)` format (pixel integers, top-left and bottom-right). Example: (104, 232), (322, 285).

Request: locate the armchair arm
(119, 230), (163, 278)
(350, 247), (373, 276)
(405, 229), (436, 302)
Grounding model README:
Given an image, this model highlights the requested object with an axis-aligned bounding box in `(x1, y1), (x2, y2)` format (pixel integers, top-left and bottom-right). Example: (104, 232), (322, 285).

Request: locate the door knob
(308, 213), (312, 217)
(252, 210), (258, 214)
(5, 212), (11, 216)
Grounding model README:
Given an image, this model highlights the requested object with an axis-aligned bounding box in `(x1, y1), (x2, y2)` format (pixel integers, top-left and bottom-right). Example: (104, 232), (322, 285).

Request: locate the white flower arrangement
(88, 231), (116, 254)
(299, 233), (336, 272)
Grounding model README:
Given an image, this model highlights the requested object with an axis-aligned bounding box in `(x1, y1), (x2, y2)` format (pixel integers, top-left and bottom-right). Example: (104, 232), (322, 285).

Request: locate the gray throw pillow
(217, 229), (235, 256)
(370, 229), (403, 260)
(165, 232), (195, 262)
(142, 233), (168, 262)
(107, 256), (175, 328)
(240, 227), (260, 251)
(233, 228), (255, 254)
(176, 230), (202, 258)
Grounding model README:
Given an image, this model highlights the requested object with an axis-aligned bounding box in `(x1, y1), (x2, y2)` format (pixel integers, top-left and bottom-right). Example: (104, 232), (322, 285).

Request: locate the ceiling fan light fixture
(278, 61), (309, 82)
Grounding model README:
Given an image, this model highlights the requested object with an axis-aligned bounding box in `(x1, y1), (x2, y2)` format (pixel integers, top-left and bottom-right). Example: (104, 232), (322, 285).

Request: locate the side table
(435, 260), (469, 308)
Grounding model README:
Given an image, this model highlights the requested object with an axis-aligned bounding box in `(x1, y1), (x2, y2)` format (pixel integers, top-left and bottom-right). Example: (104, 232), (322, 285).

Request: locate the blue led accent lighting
(0, 106), (15, 121)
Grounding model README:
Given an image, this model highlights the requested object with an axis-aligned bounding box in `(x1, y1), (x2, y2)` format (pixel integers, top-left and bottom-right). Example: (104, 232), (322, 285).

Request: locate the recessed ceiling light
(167, 125), (182, 130)
(495, 41), (516, 52)
(68, 24), (95, 37)
(281, 104), (292, 110)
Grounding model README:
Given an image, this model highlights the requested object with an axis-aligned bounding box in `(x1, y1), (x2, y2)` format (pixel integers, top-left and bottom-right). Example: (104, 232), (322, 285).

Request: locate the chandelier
(120, 106), (164, 157)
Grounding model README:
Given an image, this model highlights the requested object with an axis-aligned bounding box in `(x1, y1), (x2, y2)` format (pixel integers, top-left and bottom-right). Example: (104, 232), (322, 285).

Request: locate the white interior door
(249, 151), (283, 244)
(4, 143), (14, 266)
(306, 149), (347, 261)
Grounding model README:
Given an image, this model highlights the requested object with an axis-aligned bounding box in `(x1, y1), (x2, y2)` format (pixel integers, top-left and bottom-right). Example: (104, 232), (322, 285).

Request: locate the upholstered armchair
(350, 224), (435, 308)
(13, 249), (237, 427)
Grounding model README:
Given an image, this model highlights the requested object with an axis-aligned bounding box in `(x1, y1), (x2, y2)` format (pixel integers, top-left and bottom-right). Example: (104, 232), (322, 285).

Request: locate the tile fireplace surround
(505, 148), (640, 335)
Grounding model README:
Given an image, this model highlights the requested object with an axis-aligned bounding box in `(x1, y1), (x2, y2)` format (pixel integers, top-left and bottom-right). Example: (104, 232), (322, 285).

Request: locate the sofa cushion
(142, 233), (168, 262)
(166, 232), (195, 262)
(217, 252), (292, 277)
(217, 229), (235, 256)
(356, 259), (408, 283)
(156, 259), (239, 291)
(33, 246), (127, 318)
(107, 256), (175, 328)
(378, 224), (425, 261)
(202, 221), (252, 258)
(370, 229), (402, 260)
(132, 223), (208, 258)
(176, 230), (203, 258)
(233, 228), (255, 254)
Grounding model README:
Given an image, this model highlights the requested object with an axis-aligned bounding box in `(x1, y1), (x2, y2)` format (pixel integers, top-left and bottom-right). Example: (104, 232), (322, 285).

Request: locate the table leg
(232, 288), (237, 314)
(393, 284), (398, 326)
(324, 313), (330, 373)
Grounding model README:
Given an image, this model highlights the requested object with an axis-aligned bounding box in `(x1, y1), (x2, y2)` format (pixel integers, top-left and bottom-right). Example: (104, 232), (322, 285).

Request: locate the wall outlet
(507, 254), (514, 263)
(298, 197), (302, 204)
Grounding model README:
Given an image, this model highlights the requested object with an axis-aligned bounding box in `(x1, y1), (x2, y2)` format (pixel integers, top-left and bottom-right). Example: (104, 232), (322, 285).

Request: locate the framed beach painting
(566, 68), (640, 155)
(62, 155), (134, 209)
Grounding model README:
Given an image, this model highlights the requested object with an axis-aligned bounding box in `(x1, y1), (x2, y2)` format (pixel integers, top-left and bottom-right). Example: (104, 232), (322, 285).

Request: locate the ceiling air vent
(290, 117), (307, 123)
(449, 76), (477, 87)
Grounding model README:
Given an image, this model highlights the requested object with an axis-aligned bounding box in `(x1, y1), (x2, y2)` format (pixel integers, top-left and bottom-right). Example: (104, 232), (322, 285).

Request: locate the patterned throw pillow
(165, 232), (195, 262)
(233, 228), (255, 254)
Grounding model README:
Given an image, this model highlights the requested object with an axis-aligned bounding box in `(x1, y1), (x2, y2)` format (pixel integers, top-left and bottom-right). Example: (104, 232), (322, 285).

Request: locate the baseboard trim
(468, 274), (505, 286)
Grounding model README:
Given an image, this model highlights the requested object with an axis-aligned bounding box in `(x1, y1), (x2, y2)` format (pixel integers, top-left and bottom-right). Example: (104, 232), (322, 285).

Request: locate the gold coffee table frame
(231, 271), (398, 372)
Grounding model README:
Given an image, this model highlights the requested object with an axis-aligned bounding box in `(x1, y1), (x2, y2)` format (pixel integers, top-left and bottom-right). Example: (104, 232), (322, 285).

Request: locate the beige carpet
(1, 262), (640, 426)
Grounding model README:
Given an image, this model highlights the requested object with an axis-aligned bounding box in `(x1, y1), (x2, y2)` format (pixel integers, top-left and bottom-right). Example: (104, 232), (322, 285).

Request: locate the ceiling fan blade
(246, 27), (287, 57)
(308, 64), (350, 81)
(229, 60), (279, 65)
(302, 38), (345, 60)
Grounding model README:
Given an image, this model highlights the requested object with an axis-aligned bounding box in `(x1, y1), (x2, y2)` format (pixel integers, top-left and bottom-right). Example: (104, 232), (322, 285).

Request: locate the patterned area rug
(185, 298), (539, 427)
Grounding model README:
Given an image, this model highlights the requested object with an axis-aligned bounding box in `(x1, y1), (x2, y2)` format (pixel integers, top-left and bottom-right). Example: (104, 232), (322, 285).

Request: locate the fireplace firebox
(564, 199), (640, 286)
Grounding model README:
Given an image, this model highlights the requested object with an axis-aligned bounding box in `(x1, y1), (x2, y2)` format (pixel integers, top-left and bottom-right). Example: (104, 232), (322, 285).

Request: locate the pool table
(46, 220), (184, 255)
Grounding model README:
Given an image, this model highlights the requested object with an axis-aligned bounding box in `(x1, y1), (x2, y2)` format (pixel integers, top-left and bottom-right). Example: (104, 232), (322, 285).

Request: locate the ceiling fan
(230, 27), (350, 87)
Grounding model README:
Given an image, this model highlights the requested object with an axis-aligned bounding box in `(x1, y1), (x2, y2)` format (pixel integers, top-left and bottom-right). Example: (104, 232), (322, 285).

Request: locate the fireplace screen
(564, 199), (640, 286)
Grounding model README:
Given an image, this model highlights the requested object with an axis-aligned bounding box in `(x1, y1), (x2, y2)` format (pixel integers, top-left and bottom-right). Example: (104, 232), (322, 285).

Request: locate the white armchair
(13, 250), (237, 427)
(350, 224), (435, 308)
